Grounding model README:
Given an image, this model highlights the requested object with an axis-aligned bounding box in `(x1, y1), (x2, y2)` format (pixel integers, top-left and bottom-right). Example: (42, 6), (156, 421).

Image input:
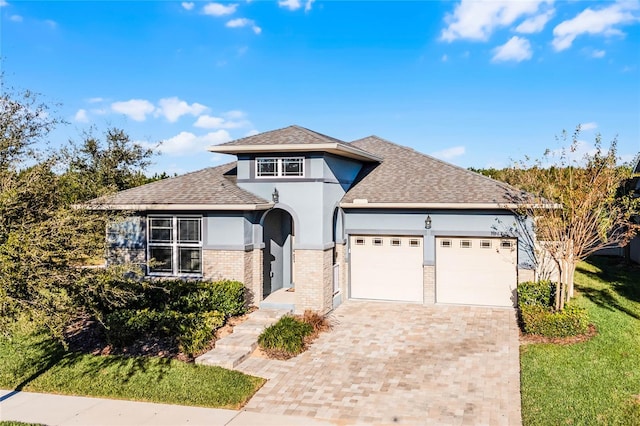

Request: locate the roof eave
(80, 203), (274, 211)
(339, 202), (561, 209)
(208, 143), (382, 162)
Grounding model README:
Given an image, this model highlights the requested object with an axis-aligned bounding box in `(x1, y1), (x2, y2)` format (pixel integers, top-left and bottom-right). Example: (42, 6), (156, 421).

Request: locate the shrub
(257, 315), (313, 359)
(517, 280), (555, 307)
(520, 303), (589, 338)
(177, 310), (225, 356)
(301, 310), (332, 335)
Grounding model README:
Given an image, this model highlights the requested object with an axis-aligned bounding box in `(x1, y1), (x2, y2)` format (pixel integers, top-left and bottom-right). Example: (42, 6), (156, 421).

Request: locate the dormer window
(256, 157), (304, 178)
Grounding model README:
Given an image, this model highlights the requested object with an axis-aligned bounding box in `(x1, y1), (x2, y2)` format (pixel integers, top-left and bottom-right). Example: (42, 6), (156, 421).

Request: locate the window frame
(147, 215), (203, 277)
(255, 157), (305, 178)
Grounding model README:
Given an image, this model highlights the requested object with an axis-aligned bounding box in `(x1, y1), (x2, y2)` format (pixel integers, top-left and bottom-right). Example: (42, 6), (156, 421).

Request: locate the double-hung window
(148, 216), (202, 276)
(256, 157), (304, 178)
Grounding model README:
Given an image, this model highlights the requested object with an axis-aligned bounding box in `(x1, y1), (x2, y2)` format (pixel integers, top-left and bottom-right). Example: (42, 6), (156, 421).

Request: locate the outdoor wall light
(272, 188), (279, 203)
(425, 215), (432, 229)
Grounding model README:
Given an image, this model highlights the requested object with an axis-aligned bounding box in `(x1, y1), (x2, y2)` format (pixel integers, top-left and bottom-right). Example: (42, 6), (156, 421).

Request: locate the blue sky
(2, 0), (639, 175)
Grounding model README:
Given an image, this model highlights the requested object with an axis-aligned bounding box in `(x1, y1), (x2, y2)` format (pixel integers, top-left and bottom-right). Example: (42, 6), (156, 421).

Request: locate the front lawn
(520, 257), (640, 425)
(0, 322), (264, 409)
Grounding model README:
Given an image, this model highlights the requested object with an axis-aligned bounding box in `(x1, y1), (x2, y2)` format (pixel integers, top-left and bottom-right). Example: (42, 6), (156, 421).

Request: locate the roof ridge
(292, 125), (347, 145)
(352, 135), (520, 192)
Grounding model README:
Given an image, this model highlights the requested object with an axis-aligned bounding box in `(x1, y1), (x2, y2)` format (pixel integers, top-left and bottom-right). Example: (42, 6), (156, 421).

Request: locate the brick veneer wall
(423, 265), (436, 304)
(335, 243), (348, 297)
(294, 248), (333, 314)
(202, 248), (264, 306)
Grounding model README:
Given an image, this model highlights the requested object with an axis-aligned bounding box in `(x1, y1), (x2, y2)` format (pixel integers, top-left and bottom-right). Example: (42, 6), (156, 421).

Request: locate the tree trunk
(566, 262), (576, 299)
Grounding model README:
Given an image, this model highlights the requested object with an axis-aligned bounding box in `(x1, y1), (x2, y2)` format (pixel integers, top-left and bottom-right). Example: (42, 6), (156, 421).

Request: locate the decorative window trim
(256, 157), (304, 178)
(147, 215), (202, 277)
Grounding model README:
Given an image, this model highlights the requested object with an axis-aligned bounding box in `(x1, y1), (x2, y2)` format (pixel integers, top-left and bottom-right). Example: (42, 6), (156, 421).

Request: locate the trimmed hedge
(257, 315), (313, 358)
(103, 279), (245, 355)
(517, 281), (589, 338)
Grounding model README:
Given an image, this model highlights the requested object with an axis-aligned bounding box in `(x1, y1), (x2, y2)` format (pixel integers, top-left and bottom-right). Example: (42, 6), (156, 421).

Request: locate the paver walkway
(237, 301), (522, 425)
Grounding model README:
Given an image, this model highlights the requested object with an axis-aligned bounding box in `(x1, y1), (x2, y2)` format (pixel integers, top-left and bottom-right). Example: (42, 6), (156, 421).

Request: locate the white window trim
(147, 215), (203, 277)
(255, 157), (305, 178)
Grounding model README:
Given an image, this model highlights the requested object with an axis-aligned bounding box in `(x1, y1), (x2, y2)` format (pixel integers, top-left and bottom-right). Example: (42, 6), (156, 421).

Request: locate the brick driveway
(236, 301), (521, 425)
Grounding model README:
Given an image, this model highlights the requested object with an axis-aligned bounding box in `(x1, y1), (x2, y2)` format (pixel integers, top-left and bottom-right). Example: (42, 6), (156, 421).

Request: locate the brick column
(423, 265), (435, 304)
(294, 248), (333, 314)
(335, 243), (348, 297)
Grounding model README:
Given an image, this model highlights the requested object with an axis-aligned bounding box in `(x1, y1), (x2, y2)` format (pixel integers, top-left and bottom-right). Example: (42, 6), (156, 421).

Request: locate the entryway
(262, 208), (294, 298)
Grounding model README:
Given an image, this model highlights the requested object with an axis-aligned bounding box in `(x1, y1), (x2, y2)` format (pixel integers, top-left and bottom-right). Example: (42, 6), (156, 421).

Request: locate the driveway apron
(237, 301), (521, 425)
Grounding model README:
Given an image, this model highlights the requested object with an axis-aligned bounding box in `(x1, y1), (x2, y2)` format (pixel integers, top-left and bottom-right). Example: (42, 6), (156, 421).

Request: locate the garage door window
(480, 240), (491, 249)
(391, 238), (401, 246)
(373, 238), (383, 246)
(355, 237), (365, 245)
(501, 240), (514, 249)
(409, 239), (420, 247)
(440, 239), (452, 248)
(460, 240), (472, 248)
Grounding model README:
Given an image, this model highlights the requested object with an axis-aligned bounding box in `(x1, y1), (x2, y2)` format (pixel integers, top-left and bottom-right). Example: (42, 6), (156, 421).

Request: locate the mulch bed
(519, 323), (598, 345)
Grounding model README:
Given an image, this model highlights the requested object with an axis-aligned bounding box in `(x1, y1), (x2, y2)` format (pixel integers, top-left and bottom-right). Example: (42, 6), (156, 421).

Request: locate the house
(89, 125), (536, 313)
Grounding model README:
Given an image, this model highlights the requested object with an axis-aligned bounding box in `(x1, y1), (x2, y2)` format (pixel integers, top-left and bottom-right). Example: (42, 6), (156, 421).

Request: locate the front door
(262, 209), (293, 297)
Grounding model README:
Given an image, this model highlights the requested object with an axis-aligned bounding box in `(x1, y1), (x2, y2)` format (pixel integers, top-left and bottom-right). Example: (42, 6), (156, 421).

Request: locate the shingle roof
(218, 125), (346, 146)
(86, 162), (269, 209)
(342, 136), (522, 205)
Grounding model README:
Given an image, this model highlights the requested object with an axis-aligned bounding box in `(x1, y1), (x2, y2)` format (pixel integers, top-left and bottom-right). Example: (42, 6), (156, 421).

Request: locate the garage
(435, 237), (517, 307)
(349, 235), (423, 302)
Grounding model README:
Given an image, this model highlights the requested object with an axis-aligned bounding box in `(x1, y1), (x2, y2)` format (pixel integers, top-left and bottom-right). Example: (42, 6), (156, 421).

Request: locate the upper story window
(148, 216), (202, 276)
(256, 157), (304, 178)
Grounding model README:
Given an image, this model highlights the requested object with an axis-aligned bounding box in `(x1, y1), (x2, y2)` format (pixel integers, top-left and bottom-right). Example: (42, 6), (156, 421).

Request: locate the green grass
(520, 257), (640, 425)
(0, 321), (264, 409)
(0, 422), (45, 426)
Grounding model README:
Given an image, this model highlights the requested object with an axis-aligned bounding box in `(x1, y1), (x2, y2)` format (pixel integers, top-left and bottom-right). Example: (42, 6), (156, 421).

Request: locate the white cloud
(45, 19), (57, 29)
(10, 14), (22, 22)
(88, 97), (104, 103)
(193, 110), (250, 129)
(91, 108), (108, 115)
(515, 8), (554, 33)
(155, 97), (208, 123)
(226, 18), (261, 34)
(441, 0), (550, 42)
(305, 0), (314, 12)
(580, 122), (598, 131)
(244, 129), (259, 137)
(155, 130), (232, 155)
(552, 2), (639, 51)
(0, 1), (8, 7)
(441, 54), (449, 62)
(74, 109), (89, 123)
(181, 2), (194, 11)
(111, 99), (155, 121)
(431, 146), (466, 160)
(278, 0), (301, 10)
(203, 2), (238, 16)
(591, 49), (606, 58)
(492, 36), (533, 62)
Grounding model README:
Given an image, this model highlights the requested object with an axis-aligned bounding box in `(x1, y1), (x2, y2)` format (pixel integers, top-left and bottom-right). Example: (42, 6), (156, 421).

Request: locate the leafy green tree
(60, 128), (155, 203)
(0, 82), (151, 342)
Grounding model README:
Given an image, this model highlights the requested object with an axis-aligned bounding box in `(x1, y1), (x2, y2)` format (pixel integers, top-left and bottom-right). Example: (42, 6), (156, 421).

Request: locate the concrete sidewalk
(0, 390), (337, 426)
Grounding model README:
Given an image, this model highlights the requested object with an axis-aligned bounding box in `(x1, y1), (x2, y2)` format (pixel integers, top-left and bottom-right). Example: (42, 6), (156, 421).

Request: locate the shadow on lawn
(575, 256), (640, 320)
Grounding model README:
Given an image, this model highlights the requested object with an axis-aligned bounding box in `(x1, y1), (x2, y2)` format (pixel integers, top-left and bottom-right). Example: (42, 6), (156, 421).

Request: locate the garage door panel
(350, 236), (423, 302)
(436, 237), (517, 307)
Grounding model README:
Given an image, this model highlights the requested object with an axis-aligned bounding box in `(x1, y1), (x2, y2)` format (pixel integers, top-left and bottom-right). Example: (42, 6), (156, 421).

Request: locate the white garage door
(436, 237), (517, 307)
(350, 235), (423, 302)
